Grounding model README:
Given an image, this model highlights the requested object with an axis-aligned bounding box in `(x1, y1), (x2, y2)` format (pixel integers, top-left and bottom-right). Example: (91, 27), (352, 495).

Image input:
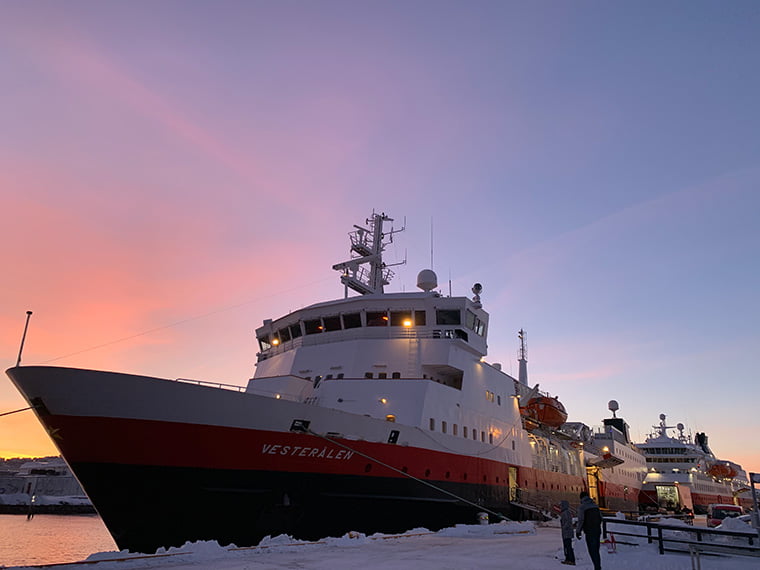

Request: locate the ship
(636, 414), (752, 514)
(9, 212), (600, 553)
(576, 401), (647, 513)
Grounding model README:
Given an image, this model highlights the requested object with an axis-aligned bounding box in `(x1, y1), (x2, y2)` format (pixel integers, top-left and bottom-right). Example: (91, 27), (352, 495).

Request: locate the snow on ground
(8, 519), (759, 570)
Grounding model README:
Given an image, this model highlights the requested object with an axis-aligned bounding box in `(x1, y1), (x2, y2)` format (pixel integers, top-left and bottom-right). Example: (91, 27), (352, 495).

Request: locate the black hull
(73, 462), (520, 553)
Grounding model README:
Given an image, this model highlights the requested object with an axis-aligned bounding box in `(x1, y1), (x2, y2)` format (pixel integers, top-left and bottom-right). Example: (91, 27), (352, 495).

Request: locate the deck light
(403, 319), (412, 327)
(379, 398), (388, 404)
(272, 338), (280, 346)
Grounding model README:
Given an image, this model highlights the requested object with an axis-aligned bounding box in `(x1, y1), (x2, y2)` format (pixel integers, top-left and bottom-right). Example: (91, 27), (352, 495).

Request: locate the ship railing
(173, 378), (247, 392)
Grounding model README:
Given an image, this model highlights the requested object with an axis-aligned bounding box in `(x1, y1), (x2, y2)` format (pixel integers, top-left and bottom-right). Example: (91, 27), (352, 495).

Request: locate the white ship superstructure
(637, 414), (751, 513)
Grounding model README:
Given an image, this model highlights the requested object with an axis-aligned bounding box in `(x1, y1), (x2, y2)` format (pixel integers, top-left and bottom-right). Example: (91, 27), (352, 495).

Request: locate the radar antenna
(332, 212), (405, 297)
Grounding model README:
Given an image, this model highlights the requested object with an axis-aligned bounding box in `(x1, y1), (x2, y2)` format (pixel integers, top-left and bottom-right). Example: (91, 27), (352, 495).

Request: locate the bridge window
(278, 327), (291, 343)
(436, 309), (461, 325)
(258, 335), (272, 351)
(367, 311), (388, 326)
(323, 315), (341, 331)
(415, 310), (427, 326)
(342, 312), (362, 329)
(289, 323), (303, 339)
(390, 311), (412, 326)
(304, 319), (323, 334)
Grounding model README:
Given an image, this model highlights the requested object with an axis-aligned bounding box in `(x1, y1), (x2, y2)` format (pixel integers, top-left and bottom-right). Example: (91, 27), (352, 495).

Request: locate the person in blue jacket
(576, 491), (602, 570)
(559, 500), (576, 565)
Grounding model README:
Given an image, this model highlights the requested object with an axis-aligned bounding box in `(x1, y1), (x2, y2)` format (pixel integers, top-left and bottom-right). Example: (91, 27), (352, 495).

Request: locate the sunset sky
(2, 1), (759, 475)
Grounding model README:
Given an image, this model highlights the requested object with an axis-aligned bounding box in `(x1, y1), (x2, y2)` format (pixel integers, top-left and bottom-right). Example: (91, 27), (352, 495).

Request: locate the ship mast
(518, 328), (528, 385)
(332, 212), (405, 297)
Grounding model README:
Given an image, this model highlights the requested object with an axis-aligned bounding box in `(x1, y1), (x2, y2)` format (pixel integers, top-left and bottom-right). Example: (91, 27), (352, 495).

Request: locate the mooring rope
(0, 406), (35, 418)
(307, 428), (511, 522)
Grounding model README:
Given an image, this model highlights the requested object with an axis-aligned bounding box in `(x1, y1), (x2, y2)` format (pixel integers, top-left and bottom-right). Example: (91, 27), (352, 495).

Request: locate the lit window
(367, 311), (388, 326)
(390, 311), (412, 326)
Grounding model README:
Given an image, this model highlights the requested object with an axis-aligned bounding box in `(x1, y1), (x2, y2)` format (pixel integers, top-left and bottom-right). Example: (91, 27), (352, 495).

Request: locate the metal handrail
(601, 517), (759, 555)
(173, 378), (247, 392)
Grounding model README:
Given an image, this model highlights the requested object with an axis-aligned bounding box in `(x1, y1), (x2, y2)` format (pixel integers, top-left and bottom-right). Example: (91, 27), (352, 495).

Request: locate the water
(0, 514), (117, 567)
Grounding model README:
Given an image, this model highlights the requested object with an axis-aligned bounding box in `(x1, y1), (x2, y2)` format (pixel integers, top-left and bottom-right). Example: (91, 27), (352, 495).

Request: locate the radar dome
(417, 269), (438, 292)
(608, 400), (619, 413)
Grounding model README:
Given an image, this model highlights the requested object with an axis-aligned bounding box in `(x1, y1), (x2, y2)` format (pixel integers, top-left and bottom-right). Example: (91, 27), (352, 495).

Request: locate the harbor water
(0, 514), (116, 567)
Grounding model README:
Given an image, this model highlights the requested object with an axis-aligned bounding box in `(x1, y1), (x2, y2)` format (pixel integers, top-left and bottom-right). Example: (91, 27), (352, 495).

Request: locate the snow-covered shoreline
(8, 519), (758, 570)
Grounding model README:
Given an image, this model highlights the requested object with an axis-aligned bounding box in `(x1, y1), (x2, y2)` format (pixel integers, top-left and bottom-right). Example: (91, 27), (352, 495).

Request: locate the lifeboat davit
(521, 396), (568, 428)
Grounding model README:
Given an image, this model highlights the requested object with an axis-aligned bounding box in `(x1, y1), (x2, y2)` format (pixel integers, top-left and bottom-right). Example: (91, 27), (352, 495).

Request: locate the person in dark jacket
(576, 491), (602, 570)
(559, 500), (576, 565)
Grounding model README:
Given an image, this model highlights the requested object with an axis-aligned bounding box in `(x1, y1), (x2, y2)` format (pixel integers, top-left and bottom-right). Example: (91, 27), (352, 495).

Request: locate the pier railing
(601, 517), (760, 556)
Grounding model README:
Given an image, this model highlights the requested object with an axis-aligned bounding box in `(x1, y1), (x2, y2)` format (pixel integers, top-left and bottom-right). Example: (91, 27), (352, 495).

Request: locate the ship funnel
(602, 400), (630, 443)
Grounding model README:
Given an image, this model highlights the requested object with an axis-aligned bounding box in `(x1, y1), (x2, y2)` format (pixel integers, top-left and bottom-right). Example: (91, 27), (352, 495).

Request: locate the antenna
(16, 311), (33, 367)
(430, 216), (434, 269)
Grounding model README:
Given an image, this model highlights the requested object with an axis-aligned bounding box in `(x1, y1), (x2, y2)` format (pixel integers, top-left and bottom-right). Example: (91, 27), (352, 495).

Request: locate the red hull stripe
(45, 414), (585, 489)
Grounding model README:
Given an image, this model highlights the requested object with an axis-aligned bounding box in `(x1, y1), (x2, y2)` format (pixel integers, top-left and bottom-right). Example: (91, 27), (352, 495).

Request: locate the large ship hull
(8, 366), (584, 552)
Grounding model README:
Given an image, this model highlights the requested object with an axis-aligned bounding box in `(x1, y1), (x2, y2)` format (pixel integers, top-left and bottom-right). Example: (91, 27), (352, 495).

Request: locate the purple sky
(2, 1), (759, 472)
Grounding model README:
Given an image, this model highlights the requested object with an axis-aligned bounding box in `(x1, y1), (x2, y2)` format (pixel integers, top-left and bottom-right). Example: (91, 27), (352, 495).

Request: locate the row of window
(648, 457), (696, 463)
(428, 418), (516, 450)
(485, 390), (502, 405)
(646, 447), (688, 455)
(258, 308), (486, 351)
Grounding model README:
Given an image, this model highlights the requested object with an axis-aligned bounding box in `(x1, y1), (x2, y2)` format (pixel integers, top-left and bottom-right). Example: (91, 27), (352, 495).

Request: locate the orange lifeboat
(521, 396), (568, 428)
(707, 463), (736, 479)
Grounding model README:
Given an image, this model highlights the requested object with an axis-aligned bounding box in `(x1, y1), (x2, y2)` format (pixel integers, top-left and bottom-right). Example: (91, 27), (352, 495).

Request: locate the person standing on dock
(576, 491), (602, 570)
(559, 500), (576, 565)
